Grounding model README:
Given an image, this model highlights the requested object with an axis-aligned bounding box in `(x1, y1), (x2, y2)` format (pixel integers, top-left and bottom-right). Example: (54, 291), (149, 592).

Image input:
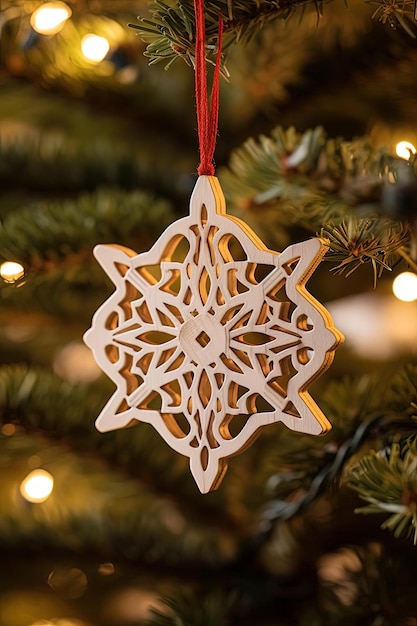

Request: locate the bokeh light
(53, 342), (101, 383)
(81, 34), (110, 62)
(48, 568), (88, 599)
(30, 2), (72, 35)
(328, 293), (417, 359)
(30, 617), (88, 626)
(20, 469), (54, 503)
(392, 271), (417, 302)
(0, 261), (24, 283)
(1, 423), (16, 436)
(395, 140), (416, 160)
(98, 562), (116, 575)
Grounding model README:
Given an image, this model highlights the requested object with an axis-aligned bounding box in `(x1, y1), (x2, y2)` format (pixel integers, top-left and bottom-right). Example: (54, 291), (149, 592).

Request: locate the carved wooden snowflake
(84, 176), (343, 493)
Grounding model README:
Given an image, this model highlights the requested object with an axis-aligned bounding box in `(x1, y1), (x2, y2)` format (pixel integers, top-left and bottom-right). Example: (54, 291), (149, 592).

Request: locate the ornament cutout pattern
(84, 176), (343, 493)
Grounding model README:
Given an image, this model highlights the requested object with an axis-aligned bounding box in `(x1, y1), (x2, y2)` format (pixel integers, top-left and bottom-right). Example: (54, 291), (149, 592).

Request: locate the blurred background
(0, 1), (417, 625)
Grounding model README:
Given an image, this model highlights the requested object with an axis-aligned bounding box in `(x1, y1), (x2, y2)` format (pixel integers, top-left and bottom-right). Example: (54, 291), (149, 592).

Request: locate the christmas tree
(1, 1), (417, 625)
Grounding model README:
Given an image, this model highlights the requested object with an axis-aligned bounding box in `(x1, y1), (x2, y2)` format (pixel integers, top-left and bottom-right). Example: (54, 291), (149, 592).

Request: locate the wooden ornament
(84, 176), (343, 493)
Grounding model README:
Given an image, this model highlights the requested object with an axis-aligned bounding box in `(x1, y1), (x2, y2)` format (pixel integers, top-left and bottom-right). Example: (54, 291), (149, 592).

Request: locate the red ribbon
(194, 0), (223, 176)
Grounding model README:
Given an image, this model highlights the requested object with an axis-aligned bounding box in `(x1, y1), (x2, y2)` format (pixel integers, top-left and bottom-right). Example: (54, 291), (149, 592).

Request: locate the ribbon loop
(194, 0), (223, 176)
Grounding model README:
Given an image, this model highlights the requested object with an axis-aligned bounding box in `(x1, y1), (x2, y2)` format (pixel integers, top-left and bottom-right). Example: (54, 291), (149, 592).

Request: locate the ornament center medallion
(179, 314), (225, 366)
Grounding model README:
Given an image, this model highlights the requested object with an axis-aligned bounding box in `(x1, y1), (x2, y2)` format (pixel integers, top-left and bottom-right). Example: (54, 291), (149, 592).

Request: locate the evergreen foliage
(0, 1), (417, 625)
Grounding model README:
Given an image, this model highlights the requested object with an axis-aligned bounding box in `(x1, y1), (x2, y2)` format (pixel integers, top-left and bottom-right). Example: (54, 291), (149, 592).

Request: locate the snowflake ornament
(84, 176), (343, 493)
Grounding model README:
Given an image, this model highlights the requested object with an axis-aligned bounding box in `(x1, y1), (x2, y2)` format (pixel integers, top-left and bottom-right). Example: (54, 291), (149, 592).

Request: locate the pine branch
(145, 590), (235, 626)
(131, 0), (417, 69)
(252, 367), (417, 538)
(320, 216), (411, 287)
(260, 411), (401, 530)
(345, 366), (417, 545)
(386, 363), (417, 418)
(0, 189), (174, 269)
(221, 125), (393, 215)
(0, 428), (235, 567)
(220, 125), (416, 282)
(0, 130), (184, 195)
(0, 189), (174, 321)
(366, 0), (417, 36)
(317, 544), (417, 624)
(0, 364), (182, 484)
(348, 436), (417, 544)
(130, 0), (322, 69)
(0, 365), (243, 536)
(221, 126), (385, 220)
(0, 262), (112, 321)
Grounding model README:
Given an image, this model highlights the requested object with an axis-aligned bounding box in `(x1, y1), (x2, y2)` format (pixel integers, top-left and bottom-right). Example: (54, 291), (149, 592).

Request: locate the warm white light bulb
(20, 469), (54, 503)
(81, 34), (110, 62)
(30, 2), (72, 35)
(0, 261), (24, 283)
(392, 271), (417, 302)
(395, 141), (416, 160)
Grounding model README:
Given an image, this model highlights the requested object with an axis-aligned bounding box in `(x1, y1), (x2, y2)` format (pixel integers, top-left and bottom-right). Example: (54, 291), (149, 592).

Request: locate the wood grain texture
(84, 176), (343, 493)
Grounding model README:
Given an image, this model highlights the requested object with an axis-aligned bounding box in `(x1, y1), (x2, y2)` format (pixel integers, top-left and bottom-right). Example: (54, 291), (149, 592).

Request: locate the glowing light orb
(30, 2), (72, 35)
(0, 261), (24, 283)
(81, 34), (110, 62)
(395, 141), (416, 160)
(20, 469), (54, 503)
(53, 342), (101, 383)
(392, 271), (417, 302)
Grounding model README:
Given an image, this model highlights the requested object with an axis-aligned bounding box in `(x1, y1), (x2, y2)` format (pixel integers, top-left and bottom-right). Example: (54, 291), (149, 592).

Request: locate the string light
(81, 34), (110, 62)
(395, 141), (416, 160)
(0, 261), (24, 283)
(392, 271), (417, 302)
(30, 1), (72, 35)
(20, 469), (54, 503)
